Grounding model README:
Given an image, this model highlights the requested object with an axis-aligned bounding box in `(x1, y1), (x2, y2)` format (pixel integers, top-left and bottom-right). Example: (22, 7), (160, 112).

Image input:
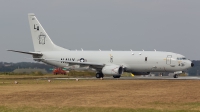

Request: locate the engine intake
(102, 65), (123, 75)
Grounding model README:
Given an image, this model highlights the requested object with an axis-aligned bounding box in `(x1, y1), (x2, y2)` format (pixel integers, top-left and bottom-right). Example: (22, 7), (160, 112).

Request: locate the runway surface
(53, 76), (200, 80)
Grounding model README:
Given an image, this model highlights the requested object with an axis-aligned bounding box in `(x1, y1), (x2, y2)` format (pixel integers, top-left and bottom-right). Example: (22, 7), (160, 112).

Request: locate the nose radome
(191, 63), (194, 67)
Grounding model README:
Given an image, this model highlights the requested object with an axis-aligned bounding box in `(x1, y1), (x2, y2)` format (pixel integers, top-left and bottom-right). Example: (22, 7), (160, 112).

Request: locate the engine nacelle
(102, 65), (123, 75)
(132, 72), (150, 75)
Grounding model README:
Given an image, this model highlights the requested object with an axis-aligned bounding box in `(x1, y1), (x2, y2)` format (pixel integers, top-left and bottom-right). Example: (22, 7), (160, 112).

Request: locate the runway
(53, 76), (200, 80)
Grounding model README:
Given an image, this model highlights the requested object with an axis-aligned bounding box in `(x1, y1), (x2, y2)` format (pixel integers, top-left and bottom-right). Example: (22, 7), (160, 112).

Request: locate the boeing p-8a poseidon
(8, 13), (194, 78)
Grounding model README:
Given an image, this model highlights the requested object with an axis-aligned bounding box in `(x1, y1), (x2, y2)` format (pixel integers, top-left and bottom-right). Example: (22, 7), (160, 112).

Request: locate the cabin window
(145, 57), (147, 61)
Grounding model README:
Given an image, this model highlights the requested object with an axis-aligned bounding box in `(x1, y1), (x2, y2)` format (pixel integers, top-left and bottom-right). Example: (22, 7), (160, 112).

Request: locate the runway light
(48, 80), (51, 82)
(76, 78), (79, 81)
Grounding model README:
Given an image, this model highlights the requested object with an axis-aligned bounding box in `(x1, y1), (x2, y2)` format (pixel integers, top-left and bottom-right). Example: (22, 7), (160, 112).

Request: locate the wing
(45, 59), (105, 66)
(40, 58), (105, 70)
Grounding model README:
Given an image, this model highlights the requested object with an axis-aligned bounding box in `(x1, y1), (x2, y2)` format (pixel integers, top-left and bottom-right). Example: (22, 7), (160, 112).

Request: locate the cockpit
(177, 57), (187, 60)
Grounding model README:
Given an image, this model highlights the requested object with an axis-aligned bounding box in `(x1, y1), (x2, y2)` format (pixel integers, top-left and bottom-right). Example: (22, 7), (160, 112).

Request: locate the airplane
(8, 13), (194, 78)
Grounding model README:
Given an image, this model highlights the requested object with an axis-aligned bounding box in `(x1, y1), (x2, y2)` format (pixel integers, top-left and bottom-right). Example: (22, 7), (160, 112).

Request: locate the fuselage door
(166, 55), (172, 65)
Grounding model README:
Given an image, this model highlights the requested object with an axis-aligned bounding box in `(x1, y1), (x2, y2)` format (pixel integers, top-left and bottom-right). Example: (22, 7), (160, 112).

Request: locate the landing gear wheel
(96, 73), (104, 78)
(113, 75), (121, 78)
(96, 73), (100, 78)
(173, 74), (178, 78)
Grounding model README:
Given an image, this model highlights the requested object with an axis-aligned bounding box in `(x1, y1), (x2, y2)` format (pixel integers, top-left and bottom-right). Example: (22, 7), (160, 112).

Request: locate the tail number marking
(38, 32), (46, 45)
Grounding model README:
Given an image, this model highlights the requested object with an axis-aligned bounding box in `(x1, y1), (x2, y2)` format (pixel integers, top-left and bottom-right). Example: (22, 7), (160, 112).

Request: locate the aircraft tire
(96, 73), (100, 78)
(96, 73), (104, 78)
(173, 74), (178, 78)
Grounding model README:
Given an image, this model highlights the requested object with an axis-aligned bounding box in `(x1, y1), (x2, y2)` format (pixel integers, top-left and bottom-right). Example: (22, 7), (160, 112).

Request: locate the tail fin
(28, 13), (69, 52)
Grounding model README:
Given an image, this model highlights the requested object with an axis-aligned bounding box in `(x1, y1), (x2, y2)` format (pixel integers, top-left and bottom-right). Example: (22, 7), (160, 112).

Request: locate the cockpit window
(177, 57), (187, 60)
(182, 57), (187, 60)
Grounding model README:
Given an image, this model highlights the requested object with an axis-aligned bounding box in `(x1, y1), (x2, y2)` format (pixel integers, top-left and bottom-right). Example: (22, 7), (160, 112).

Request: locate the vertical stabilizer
(28, 13), (69, 52)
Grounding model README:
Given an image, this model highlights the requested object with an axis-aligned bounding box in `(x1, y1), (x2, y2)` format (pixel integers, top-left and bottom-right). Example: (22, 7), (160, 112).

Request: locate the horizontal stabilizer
(7, 50), (43, 56)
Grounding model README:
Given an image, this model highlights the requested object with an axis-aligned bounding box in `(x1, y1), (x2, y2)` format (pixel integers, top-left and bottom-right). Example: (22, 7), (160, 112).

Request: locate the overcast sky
(1, 0), (200, 62)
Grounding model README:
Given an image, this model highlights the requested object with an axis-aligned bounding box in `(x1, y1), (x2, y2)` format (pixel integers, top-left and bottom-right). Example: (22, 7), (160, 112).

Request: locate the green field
(0, 75), (200, 112)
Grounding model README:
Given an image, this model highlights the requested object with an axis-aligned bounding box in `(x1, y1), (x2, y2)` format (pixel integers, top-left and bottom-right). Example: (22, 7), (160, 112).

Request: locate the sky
(0, 0), (200, 62)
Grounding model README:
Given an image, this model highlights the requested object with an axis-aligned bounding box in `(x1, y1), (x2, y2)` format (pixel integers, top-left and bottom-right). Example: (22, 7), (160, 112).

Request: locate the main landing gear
(96, 73), (104, 78)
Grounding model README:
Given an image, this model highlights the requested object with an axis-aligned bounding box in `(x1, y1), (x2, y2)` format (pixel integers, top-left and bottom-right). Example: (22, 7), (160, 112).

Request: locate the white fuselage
(40, 51), (192, 73)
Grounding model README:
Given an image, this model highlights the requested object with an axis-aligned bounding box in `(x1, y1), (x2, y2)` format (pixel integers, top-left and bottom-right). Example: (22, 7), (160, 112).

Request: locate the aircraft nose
(191, 63), (194, 67)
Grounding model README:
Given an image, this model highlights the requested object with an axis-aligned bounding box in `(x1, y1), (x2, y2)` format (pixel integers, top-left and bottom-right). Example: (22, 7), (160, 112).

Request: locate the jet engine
(102, 65), (123, 75)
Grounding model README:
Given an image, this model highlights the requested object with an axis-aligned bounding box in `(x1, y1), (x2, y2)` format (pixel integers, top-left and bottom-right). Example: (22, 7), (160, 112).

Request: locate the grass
(0, 106), (154, 112)
(0, 71), (96, 77)
(0, 71), (133, 79)
(0, 106), (200, 112)
(0, 75), (200, 112)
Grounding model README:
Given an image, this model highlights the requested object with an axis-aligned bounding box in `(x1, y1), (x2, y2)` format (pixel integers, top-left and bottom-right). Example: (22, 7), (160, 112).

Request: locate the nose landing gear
(173, 74), (178, 78)
(173, 71), (183, 78)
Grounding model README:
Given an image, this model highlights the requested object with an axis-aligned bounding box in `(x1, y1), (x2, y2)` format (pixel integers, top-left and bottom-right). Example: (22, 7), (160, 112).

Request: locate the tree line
(0, 62), (53, 73)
